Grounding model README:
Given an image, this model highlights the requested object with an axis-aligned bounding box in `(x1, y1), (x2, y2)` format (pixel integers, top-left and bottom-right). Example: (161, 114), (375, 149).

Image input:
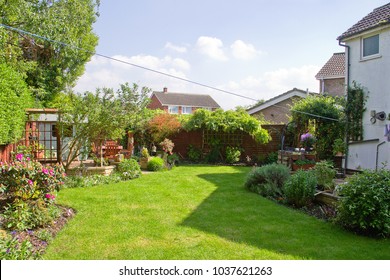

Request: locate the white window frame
(182, 106), (193, 114)
(168, 105), (179, 114)
(361, 34), (380, 59)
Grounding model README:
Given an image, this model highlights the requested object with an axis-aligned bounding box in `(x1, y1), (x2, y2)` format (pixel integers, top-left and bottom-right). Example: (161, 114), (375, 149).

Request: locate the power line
(0, 23), (257, 102)
(1, 23), (340, 122)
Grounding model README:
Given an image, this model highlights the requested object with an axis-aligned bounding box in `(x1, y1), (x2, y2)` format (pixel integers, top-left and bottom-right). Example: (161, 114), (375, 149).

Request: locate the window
(168, 106), (179, 114)
(362, 34), (379, 57)
(182, 106), (192, 114)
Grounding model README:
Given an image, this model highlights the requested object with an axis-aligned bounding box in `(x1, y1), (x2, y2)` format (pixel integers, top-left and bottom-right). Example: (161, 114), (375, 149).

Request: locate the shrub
(117, 158), (141, 180)
(284, 170), (317, 208)
(167, 153), (179, 167)
(160, 138), (175, 154)
(147, 157), (165, 171)
(225, 146), (241, 164)
(314, 161), (336, 190)
(187, 145), (202, 162)
(245, 163), (291, 199)
(0, 154), (65, 204)
(0, 155), (65, 230)
(336, 169), (390, 237)
(264, 152), (278, 165)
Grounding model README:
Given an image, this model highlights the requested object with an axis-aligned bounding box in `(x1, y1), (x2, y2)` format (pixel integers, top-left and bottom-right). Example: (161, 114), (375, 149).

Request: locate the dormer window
(362, 34), (379, 58)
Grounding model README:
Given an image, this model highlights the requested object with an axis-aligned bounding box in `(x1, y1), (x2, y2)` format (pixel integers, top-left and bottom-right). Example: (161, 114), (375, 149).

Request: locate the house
(315, 52), (346, 97)
(148, 87), (220, 114)
(337, 3), (390, 170)
(247, 88), (313, 124)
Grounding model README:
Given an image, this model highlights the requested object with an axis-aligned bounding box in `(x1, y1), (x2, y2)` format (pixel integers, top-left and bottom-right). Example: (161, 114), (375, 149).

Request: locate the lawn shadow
(180, 171), (390, 260)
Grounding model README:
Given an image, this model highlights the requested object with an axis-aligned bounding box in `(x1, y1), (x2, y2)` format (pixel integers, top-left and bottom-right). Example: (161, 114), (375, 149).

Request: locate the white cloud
(216, 65), (320, 109)
(230, 40), (262, 60)
(164, 42), (187, 53)
(196, 36), (228, 61)
(74, 54), (191, 94)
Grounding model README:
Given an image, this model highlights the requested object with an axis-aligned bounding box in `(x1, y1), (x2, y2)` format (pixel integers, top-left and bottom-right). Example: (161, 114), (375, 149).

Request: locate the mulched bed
(2, 205), (75, 258)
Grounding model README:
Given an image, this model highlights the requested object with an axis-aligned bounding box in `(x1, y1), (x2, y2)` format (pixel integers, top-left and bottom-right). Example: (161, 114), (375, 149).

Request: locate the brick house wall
(251, 97), (301, 124)
(148, 94), (168, 112)
(320, 78), (345, 97)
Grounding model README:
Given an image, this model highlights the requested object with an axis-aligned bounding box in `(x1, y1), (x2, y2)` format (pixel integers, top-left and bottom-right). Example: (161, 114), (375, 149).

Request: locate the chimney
(163, 87), (168, 93)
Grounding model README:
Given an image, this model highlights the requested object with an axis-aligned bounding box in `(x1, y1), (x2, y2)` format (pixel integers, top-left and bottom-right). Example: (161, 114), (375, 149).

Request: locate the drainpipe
(376, 141), (386, 171)
(339, 40), (350, 175)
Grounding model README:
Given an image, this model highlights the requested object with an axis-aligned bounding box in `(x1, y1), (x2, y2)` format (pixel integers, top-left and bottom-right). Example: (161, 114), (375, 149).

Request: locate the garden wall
(170, 124), (284, 161)
(0, 143), (16, 163)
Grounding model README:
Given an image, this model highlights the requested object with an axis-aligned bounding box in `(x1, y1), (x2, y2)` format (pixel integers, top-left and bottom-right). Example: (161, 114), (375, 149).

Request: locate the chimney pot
(163, 87), (168, 93)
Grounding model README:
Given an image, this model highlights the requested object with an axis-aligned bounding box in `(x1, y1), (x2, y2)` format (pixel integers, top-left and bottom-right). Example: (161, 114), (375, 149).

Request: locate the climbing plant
(183, 108), (270, 144)
(290, 94), (345, 160)
(345, 82), (367, 142)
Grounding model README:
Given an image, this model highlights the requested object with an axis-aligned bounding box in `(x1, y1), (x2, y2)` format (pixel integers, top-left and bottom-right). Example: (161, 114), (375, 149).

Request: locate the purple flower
(42, 168), (49, 175)
(16, 153), (23, 161)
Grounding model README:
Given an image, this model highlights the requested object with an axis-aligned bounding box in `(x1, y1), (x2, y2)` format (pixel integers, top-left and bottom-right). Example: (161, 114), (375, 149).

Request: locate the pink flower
(45, 193), (55, 200)
(28, 180), (33, 185)
(16, 153), (23, 161)
(42, 168), (49, 175)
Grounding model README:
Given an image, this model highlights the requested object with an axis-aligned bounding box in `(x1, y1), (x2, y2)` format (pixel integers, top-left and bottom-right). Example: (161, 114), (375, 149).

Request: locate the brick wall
(322, 78), (345, 97)
(0, 144), (16, 163)
(251, 98), (302, 124)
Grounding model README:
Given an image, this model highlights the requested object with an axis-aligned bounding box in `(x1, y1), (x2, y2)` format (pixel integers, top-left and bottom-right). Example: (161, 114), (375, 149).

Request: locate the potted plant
(300, 132), (316, 151)
(139, 147), (150, 169)
(333, 138), (346, 156)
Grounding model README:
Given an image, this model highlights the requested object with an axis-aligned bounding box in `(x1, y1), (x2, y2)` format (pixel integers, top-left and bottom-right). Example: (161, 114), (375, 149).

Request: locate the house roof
(337, 3), (390, 41)
(152, 90), (220, 108)
(247, 88), (312, 115)
(315, 52), (345, 79)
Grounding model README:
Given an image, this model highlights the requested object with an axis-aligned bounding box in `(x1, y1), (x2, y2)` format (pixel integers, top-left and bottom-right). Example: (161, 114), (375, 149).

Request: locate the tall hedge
(0, 63), (33, 144)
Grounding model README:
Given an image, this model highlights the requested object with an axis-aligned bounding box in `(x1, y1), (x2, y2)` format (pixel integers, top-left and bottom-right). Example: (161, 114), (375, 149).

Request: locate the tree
(0, 0), (100, 104)
(147, 113), (181, 144)
(54, 83), (151, 170)
(0, 63), (33, 144)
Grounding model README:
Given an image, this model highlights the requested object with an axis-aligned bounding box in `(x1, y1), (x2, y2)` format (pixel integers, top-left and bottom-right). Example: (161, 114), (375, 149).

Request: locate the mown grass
(44, 165), (390, 260)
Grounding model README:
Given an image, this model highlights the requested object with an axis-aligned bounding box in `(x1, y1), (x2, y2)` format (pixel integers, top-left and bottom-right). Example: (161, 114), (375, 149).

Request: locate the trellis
(202, 130), (245, 150)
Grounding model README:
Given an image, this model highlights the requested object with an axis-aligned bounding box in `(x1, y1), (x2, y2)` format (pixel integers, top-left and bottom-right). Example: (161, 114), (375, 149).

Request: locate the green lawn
(44, 165), (390, 260)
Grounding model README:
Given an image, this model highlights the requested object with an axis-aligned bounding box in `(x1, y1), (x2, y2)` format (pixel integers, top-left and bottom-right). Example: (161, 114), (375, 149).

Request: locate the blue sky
(74, 0), (389, 109)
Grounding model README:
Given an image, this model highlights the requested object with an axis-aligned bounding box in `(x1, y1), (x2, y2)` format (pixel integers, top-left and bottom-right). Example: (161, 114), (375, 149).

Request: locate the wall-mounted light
(370, 110), (387, 124)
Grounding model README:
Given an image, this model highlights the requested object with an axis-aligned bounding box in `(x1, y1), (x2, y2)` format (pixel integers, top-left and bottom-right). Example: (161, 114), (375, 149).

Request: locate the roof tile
(338, 3), (390, 40)
(153, 91), (220, 108)
(315, 52), (345, 79)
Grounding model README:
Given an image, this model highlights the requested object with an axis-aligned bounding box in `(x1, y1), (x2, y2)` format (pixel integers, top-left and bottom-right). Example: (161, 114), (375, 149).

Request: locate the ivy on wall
(345, 82), (367, 142)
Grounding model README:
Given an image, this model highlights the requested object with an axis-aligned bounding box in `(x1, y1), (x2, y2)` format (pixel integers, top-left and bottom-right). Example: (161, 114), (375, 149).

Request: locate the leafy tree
(147, 112), (181, 144)
(0, 0), (100, 104)
(0, 63), (33, 144)
(54, 83), (151, 170)
(290, 95), (345, 159)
